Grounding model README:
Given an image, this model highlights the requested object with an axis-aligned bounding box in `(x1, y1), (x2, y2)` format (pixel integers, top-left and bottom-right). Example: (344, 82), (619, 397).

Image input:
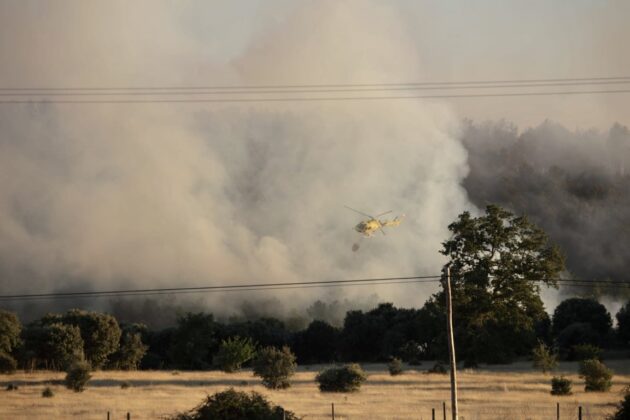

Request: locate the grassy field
(1, 361), (629, 419)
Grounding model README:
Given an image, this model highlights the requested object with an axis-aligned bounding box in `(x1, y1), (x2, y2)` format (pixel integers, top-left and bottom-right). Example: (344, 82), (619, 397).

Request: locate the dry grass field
(1, 361), (629, 420)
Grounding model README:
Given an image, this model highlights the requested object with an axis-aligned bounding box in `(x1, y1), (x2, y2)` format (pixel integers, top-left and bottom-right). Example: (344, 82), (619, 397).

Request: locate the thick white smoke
(0, 1), (472, 311)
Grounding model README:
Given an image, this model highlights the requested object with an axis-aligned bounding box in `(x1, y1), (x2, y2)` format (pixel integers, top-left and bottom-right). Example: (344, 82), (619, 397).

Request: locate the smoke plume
(0, 1), (471, 321)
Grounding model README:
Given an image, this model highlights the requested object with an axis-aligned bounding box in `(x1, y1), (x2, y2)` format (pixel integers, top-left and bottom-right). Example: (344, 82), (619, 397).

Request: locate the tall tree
(436, 205), (565, 364)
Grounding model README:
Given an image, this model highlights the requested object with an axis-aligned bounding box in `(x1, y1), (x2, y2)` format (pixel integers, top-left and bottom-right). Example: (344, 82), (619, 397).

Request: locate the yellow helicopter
(345, 206), (404, 237)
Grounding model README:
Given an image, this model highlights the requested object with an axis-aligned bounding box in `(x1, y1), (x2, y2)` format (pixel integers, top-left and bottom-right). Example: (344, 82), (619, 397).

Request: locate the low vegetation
(170, 388), (299, 420)
(213, 336), (256, 373)
(252, 346), (296, 389)
(550, 376), (572, 395)
(316, 364), (367, 392)
(388, 357), (403, 376)
(41, 386), (54, 398)
(579, 359), (613, 392)
(65, 360), (92, 392)
(532, 341), (558, 374)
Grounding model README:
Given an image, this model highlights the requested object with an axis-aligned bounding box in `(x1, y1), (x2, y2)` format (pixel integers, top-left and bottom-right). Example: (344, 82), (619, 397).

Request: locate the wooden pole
(445, 265), (459, 420)
(107, 412), (110, 420)
(443, 401), (446, 420)
(432, 407), (435, 420)
(556, 402), (559, 420)
(331, 402), (335, 420)
(578, 406), (582, 420)
(127, 413), (131, 420)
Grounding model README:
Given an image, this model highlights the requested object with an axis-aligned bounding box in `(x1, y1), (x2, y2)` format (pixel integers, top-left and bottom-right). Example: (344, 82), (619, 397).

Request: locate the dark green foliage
(556, 323), (601, 359)
(293, 320), (339, 364)
(438, 205), (564, 365)
(252, 346), (296, 389)
(388, 358), (403, 375)
(65, 360), (92, 392)
(550, 376), (572, 395)
(617, 303), (630, 346)
(42, 323), (84, 370)
(532, 341), (558, 373)
(169, 388), (299, 420)
(6, 383), (18, 391)
(572, 344), (602, 361)
(340, 303), (437, 362)
(579, 359), (613, 392)
(42, 387), (54, 398)
(607, 386), (630, 420)
(120, 381), (131, 389)
(552, 298), (612, 338)
(0, 310), (21, 356)
(0, 351), (17, 373)
(107, 327), (148, 370)
(213, 336), (256, 373)
(315, 364), (367, 392)
(169, 313), (218, 370)
(43, 310), (121, 369)
(428, 362), (448, 374)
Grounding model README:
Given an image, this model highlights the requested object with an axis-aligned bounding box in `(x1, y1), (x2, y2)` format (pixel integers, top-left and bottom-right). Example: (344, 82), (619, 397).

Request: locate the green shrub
(572, 344), (602, 361)
(6, 383), (18, 391)
(213, 336), (256, 373)
(579, 359), (613, 392)
(42, 387), (54, 398)
(388, 358), (403, 376)
(0, 351), (17, 374)
(169, 388), (299, 420)
(120, 381), (131, 389)
(550, 376), (572, 395)
(65, 360), (92, 392)
(532, 341), (558, 374)
(607, 386), (630, 420)
(316, 364), (367, 392)
(252, 346), (296, 390)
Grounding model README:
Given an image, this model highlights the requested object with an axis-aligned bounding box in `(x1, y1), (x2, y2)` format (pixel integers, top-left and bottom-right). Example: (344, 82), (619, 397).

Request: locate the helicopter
(345, 206), (404, 238)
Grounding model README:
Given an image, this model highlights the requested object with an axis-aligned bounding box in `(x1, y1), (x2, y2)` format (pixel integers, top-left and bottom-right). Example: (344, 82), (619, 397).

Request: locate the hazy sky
(1, 1), (628, 128)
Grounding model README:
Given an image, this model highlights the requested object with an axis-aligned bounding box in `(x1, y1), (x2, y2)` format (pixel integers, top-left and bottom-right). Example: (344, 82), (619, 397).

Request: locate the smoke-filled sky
(0, 1), (629, 320)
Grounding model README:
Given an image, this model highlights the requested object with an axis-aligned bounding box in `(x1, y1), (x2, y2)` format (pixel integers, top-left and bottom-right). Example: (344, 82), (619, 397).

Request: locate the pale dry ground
(1, 361), (629, 420)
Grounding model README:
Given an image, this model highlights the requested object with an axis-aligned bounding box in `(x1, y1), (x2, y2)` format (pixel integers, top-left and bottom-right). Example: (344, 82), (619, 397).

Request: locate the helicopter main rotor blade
(344, 206), (374, 219)
(375, 210), (393, 218)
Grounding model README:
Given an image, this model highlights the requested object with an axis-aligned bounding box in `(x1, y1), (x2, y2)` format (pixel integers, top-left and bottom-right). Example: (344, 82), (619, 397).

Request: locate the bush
(213, 336), (256, 373)
(120, 381), (131, 389)
(65, 360), (92, 392)
(572, 344), (602, 361)
(169, 388), (299, 420)
(6, 383), (18, 391)
(316, 364), (367, 392)
(607, 386), (630, 420)
(252, 346), (296, 389)
(579, 359), (613, 392)
(388, 358), (403, 376)
(0, 351), (17, 374)
(42, 387), (54, 398)
(550, 376), (572, 395)
(532, 341), (558, 373)
(428, 362), (448, 374)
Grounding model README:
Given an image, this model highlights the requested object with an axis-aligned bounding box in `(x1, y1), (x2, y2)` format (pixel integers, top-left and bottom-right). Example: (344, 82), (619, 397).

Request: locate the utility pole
(445, 265), (459, 420)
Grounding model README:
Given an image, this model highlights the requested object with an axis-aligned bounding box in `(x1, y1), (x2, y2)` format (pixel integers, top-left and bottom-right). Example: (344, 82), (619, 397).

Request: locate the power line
(2, 75), (630, 91)
(0, 275), (627, 303)
(0, 275), (442, 302)
(2, 80), (630, 97)
(1, 89), (629, 104)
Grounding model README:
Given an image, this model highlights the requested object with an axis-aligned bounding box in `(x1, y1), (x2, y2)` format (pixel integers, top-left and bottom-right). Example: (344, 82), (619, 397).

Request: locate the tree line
(1, 205), (629, 372)
(0, 295), (628, 373)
